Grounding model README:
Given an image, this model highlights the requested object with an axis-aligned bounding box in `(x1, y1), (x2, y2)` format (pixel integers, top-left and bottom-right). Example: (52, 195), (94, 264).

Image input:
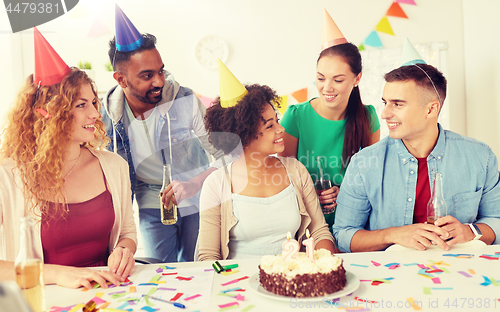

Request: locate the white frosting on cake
(260, 249), (342, 280)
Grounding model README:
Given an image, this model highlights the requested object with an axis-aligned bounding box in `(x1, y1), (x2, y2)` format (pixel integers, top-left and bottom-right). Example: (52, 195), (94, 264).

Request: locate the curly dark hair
(204, 84), (281, 154)
(108, 33), (157, 71)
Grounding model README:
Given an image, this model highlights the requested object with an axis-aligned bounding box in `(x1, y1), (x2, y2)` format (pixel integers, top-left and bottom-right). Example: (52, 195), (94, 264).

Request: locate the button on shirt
(332, 124), (500, 252)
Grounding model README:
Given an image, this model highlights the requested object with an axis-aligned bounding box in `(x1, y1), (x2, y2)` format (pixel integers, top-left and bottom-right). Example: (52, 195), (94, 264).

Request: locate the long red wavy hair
(0, 68), (109, 220)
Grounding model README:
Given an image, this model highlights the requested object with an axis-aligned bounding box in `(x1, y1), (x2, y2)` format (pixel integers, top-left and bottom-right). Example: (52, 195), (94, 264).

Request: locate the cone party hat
(322, 9), (348, 51)
(218, 59), (248, 108)
(115, 4), (144, 52)
(400, 37), (426, 66)
(33, 27), (70, 86)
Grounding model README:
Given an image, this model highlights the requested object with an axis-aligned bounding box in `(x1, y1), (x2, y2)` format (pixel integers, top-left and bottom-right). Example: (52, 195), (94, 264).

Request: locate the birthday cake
(259, 249), (346, 297)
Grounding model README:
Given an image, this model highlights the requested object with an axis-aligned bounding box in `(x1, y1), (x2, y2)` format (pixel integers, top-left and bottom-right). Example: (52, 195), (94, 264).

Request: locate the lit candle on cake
(282, 231), (299, 261)
(302, 229), (315, 261)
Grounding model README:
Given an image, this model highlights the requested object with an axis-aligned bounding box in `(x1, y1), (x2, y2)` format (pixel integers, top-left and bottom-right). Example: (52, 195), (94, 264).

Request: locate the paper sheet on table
(108, 267), (214, 310)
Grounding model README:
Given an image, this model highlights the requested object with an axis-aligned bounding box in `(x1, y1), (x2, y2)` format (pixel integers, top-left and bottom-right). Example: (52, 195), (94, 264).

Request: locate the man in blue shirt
(332, 63), (500, 252)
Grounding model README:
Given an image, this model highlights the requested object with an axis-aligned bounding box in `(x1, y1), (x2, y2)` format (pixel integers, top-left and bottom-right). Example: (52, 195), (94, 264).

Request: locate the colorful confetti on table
(351, 263), (369, 268)
(221, 276), (249, 286)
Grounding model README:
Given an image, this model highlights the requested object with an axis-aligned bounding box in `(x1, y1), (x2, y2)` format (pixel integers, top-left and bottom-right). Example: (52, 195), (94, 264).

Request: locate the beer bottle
(15, 216), (45, 312)
(160, 164), (178, 225)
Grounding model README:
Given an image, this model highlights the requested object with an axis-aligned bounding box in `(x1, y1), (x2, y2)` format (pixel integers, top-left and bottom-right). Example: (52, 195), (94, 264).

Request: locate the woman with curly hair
(197, 75), (337, 260)
(0, 31), (137, 289)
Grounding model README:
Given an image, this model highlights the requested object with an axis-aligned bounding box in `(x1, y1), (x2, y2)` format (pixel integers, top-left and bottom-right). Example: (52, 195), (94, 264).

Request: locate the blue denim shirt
(333, 124), (500, 252)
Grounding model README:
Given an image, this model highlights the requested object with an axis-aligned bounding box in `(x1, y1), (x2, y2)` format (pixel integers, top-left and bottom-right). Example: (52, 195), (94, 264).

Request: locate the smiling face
(71, 83), (100, 144)
(245, 104), (285, 156)
(381, 80), (438, 146)
(117, 48), (165, 109)
(316, 54), (361, 114)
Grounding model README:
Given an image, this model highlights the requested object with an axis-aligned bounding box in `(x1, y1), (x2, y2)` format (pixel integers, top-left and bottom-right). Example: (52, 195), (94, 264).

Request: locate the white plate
(247, 271), (360, 302)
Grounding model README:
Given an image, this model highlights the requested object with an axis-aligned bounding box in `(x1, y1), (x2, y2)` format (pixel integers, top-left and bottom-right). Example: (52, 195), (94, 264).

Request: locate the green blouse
(280, 99), (380, 228)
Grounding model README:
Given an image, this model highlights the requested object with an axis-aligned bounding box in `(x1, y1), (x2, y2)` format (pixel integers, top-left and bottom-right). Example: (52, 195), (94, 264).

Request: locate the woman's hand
(318, 185), (340, 214)
(107, 246), (135, 281)
(44, 264), (123, 289)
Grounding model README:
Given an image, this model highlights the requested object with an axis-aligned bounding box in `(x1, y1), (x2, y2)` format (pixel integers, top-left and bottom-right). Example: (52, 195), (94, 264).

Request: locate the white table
(46, 243), (500, 311)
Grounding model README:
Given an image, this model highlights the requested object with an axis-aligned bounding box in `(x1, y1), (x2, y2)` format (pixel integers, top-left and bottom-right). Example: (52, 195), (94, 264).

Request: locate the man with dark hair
(101, 9), (225, 262)
(108, 34), (158, 72)
(332, 63), (500, 252)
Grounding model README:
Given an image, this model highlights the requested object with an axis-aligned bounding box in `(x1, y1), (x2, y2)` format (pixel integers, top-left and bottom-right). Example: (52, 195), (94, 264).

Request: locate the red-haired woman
(0, 68), (137, 289)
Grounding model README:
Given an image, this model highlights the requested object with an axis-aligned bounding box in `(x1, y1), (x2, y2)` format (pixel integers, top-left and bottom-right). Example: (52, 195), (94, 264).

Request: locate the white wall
(463, 0), (500, 159)
(0, 14), (22, 129)
(0, 0), (496, 151)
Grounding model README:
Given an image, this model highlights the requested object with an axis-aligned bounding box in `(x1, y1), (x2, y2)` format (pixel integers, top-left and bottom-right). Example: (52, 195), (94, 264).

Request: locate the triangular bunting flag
(358, 44), (365, 51)
(396, 0), (417, 5)
(277, 95), (288, 116)
(376, 16), (395, 36)
(196, 94), (215, 109)
(364, 31), (383, 48)
(88, 18), (110, 38)
(387, 3), (408, 18)
(291, 88), (307, 103)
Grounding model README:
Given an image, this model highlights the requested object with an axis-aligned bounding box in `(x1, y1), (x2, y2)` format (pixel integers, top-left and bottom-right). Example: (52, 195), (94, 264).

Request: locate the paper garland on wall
(291, 88), (308, 103)
(87, 18), (110, 38)
(375, 16), (395, 36)
(196, 86), (308, 114)
(365, 31), (383, 48)
(278, 95), (288, 115)
(395, 0), (417, 5)
(196, 94), (216, 108)
(363, 0), (416, 48)
(387, 2), (409, 18)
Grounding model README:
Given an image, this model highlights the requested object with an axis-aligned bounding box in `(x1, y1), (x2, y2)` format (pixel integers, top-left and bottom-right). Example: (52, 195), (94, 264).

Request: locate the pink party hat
(33, 27), (70, 86)
(322, 9), (348, 51)
(115, 4), (144, 52)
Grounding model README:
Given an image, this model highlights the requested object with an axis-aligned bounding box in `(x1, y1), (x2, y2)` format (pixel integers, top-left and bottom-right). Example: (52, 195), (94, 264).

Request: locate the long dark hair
(317, 43), (372, 167)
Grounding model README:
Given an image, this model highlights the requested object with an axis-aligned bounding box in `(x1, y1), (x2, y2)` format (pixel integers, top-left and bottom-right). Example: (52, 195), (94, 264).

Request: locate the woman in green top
(279, 42), (380, 230)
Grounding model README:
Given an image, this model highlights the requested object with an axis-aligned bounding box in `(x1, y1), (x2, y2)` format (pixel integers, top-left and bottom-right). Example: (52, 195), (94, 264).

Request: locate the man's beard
(130, 85), (163, 105)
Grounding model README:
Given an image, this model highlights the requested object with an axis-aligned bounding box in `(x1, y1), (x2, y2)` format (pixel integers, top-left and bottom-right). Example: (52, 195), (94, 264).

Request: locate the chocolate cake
(259, 249), (346, 297)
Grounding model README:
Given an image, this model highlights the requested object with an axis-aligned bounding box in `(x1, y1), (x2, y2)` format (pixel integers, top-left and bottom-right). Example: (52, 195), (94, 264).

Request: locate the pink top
(41, 172), (115, 267)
